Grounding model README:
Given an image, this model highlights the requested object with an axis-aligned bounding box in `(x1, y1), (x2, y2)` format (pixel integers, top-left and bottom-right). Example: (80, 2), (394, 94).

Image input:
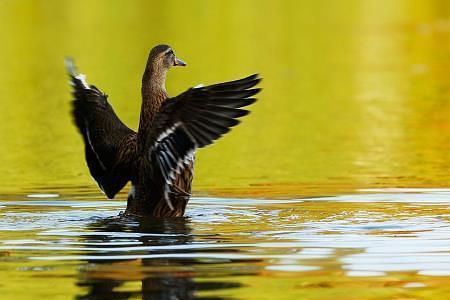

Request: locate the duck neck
(138, 64), (168, 149)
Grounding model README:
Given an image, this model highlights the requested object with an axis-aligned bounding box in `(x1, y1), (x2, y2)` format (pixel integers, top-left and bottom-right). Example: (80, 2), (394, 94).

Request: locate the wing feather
(147, 74), (262, 210)
(66, 58), (136, 198)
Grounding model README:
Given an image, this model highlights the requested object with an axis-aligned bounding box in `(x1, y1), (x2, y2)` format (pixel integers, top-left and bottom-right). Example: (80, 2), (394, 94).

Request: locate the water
(3, 0), (450, 195)
(0, 188), (449, 299)
(2, 0), (450, 299)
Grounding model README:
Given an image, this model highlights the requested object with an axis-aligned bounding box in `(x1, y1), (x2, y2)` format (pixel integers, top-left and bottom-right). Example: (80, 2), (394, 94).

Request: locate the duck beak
(174, 57), (187, 66)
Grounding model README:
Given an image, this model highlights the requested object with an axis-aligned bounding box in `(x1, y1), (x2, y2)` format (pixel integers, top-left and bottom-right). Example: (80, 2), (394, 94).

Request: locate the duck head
(143, 45), (186, 93)
(148, 44), (186, 70)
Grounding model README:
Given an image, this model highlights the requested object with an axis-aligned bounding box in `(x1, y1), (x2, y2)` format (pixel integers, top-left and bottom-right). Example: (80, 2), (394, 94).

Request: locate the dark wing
(66, 58), (137, 199)
(147, 74), (261, 210)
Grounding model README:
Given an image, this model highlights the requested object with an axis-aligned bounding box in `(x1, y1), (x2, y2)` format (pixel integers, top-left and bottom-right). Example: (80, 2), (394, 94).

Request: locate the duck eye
(166, 50), (174, 56)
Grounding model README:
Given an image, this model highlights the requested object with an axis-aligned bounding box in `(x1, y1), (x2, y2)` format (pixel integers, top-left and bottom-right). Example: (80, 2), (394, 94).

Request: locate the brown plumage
(66, 44), (261, 217)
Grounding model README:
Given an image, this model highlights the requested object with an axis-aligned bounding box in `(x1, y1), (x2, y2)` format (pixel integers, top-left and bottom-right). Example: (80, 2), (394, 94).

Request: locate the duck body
(67, 45), (261, 217)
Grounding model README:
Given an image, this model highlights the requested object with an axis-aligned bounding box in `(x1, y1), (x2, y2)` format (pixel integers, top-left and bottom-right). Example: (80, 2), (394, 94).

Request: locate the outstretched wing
(66, 58), (137, 199)
(147, 74), (261, 209)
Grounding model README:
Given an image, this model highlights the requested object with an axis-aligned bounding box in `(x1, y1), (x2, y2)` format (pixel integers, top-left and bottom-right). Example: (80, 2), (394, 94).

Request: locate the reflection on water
(77, 217), (235, 300)
(1, 189), (450, 299)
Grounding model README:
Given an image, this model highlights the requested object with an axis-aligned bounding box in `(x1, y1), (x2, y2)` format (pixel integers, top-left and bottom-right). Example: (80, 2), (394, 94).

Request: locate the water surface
(1, 189), (450, 299)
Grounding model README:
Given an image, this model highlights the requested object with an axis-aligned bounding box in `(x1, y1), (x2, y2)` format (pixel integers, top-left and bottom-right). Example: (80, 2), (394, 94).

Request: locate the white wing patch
(184, 149), (195, 165)
(84, 120), (107, 171)
(153, 125), (197, 211)
(193, 84), (204, 89)
(160, 150), (195, 211)
(76, 74), (90, 89)
(156, 122), (181, 142)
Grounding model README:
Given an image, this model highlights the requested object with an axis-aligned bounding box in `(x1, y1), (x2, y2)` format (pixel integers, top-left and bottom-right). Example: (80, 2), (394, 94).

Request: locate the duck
(66, 44), (261, 217)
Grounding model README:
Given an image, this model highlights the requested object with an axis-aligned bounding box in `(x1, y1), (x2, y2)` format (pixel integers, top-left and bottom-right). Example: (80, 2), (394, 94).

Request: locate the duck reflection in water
(75, 216), (250, 300)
